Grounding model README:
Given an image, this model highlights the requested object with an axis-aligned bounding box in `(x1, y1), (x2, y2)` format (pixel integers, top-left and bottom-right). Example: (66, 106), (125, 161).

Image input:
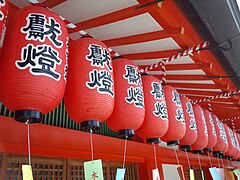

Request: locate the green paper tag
(22, 165), (33, 180)
(84, 159), (104, 180)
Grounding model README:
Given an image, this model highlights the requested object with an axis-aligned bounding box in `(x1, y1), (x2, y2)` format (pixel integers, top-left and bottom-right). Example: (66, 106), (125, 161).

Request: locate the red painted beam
(0, 116), (236, 168)
(42, 0), (66, 8)
(167, 83), (228, 90)
(103, 27), (184, 47)
(145, 63), (212, 71)
(122, 49), (181, 60)
(177, 89), (224, 96)
(163, 74), (212, 81)
(69, 3), (161, 33)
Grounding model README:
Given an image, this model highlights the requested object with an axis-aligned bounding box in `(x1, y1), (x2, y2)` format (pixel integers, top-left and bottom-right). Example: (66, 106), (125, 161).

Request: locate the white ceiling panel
(87, 13), (163, 41)
(133, 56), (195, 66)
(52, 0), (139, 23)
(112, 37), (180, 54)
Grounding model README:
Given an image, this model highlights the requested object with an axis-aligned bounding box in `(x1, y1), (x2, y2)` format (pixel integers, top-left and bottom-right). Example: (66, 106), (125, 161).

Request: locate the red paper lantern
(179, 95), (197, 151)
(220, 121), (230, 155)
(136, 75), (168, 143)
(106, 57), (145, 138)
(0, 0), (8, 39)
(161, 86), (186, 146)
(212, 114), (228, 156)
(203, 109), (217, 152)
(64, 37), (114, 129)
(224, 124), (236, 158)
(191, 104), (208, 153)
(237, 134), (240, 159)
(0, 5), (68, 123)
(233, 132), (240, 159)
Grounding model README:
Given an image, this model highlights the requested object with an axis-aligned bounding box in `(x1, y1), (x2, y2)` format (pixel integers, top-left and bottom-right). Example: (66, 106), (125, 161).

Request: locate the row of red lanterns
(0, 4), (239, 160)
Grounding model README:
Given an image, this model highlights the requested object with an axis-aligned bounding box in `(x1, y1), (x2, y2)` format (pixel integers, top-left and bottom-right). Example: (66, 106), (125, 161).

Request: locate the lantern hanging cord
(217, 156), (220, 168)
(174, 147), (185, 180)
(25, 120), (31, 166)
(207, 151), (213, 168)
(197, 153), (202, 171)
(90, 128), (94, 161)
(123, 135), (128, 169)
(153, 144), (157, 169)
(227, 159), (231, 171)
(220, 157), (225, 169)
(185, 150), (191, 169)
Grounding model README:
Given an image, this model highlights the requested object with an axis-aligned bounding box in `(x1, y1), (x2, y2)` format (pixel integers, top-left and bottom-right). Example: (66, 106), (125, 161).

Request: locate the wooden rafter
(166, 83), (228, 90)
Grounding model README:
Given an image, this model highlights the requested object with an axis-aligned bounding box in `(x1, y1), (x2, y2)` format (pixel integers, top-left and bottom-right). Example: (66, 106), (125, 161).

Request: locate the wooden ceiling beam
(122, 49), (181, 60)
(103, 27), (184, 47)
(42, 0), (66, 8)
(69, 3), (160, 33)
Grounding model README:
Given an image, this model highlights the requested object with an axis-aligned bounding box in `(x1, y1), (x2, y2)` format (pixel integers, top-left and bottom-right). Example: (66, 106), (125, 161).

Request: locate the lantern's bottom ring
(147, 138), (161, 144)
(222, 155), (232, 160)
(167, 140), (179, 147)
(15, 110), (42, 123)
(180, 145), (192, 152)
(81, 120), (100, 132)
(118, 129), (134, 139)
(192, 150), (203, 154)
(203, 148), (212, 152)
(213, 151), (222, 157)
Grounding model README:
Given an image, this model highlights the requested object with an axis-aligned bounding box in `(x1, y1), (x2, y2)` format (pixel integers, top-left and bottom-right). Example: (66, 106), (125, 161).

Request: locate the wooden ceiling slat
(103, 27), (183, 47)
(177, 89), (222, 96)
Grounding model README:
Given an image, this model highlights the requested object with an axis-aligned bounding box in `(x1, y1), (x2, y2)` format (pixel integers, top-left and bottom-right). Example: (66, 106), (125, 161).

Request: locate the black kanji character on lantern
(0, 0), (5, 6)
(176, 108), (185, 124)
(125, 87), (144, 109)
(16, 44), (62, 81)
(153, 102), (168, 120)
(0, 11), (3, 21)
(86, 44), (112, 71)
(151, 82), (164, 100)
(186, 102), (194, 116)
(124, 65), (142, 86)
(172, 91), (181, 106)
(209, 115), (216, 136)
(189, 118), (197, 132)
(22, 13), (46, 41)
(86, 69), (114, 97)
(44, 17), (62, 47)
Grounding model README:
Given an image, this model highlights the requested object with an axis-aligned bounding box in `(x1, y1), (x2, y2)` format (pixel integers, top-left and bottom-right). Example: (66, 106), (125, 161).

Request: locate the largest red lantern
(0, 5), (68, 123)
(64, 37), (114, 130)
(179, 95), (197, 151)
(191, 104), (208, 153)
(161, 86), (186, 146)
(106, 57), (145, 138)
(136, 75), (168, 143)
(224, 124), (236, 158)
(203, 109), (217, 152)
(212, 114), (228, 156)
